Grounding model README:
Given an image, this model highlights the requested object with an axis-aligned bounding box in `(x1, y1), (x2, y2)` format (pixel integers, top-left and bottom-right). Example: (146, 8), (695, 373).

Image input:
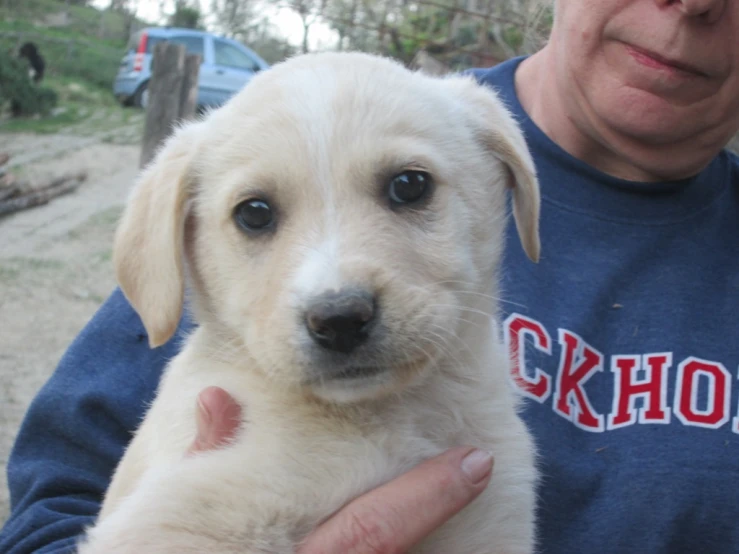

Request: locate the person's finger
(298, 446), (494, 554)
(187, 386), (243, 455)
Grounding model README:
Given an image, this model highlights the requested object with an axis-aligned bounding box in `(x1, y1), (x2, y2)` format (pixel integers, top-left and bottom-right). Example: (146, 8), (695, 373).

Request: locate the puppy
(79, 51), (541, 553)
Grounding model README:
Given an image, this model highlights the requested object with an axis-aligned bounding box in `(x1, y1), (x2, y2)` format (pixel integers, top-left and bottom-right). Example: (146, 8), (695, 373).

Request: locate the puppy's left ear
(447, 75), (541, 263)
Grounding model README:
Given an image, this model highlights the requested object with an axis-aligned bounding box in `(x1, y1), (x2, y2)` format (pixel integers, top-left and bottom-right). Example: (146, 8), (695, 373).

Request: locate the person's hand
(297, 445), (493, 553)
(189, 386), (494, 553)
(188, 386), (243, 454)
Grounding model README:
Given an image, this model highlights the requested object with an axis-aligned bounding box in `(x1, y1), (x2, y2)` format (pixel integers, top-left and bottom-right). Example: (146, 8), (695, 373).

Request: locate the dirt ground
(0, 113), (144, 523)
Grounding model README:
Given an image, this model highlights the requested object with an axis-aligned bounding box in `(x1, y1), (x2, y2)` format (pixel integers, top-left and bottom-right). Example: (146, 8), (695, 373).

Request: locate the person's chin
(588, 83), (700, 145)
(589, 97), (717, 180)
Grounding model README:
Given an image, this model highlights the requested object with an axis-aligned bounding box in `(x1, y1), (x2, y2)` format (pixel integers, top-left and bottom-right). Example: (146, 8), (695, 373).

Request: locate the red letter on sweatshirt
(674, 357), (730, 429)
(607, 353), (672, 430)
(504, 314), (552, 402)
(553, 330), (605, 431)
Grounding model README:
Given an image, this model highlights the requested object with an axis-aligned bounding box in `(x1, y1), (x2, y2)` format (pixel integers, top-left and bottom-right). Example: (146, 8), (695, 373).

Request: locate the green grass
(85, 205), (123, 227)
(0, 26), (124, 90)
(0, 265), (20, 283)
(0, 0), (154, 90)
(0, 0), (145, 49)
(0, 75), (136, 134)
(0, 257), (66, 284)
(0, 18), (125, 49)
(66, 205), (123, 240)
(93, 249), (113, 264)
(0, 106), (83, 133)
(0, 0), (153, 134)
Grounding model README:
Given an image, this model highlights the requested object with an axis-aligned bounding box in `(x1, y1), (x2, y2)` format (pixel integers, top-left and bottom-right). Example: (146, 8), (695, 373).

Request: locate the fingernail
(461, 449), (494, 484)
(195, 396), (212, 440)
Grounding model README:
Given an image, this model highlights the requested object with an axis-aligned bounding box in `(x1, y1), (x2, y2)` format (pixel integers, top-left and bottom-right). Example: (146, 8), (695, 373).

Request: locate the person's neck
(514, 47), (720, 182)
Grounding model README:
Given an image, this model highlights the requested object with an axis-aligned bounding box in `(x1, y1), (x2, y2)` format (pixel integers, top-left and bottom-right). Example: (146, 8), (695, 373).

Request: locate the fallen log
(0, 171), (87, 217)
(0, 183), (23, 202)
(0, 173), (17, 189)
(23, 171), (87, 195)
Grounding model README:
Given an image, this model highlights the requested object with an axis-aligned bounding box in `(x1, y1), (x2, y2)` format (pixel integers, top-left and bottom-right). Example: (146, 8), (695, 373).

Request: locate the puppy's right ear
(114, 123), (201, 348)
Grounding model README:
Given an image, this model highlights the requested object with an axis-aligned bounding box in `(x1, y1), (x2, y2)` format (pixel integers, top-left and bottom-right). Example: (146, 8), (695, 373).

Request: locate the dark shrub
(0, 51), (58, 116)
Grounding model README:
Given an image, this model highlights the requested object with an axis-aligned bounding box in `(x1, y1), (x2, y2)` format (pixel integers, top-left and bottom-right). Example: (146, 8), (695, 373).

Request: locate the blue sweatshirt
(2, 56), (738, 554)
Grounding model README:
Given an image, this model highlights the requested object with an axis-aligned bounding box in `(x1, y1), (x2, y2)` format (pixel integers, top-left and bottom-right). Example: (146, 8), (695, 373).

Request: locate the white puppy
(79, 51), (541, 553)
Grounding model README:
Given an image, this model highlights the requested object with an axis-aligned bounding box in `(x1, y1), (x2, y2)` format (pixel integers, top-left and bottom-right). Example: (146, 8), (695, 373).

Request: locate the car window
(214, 40), (259, 70)
(127, 31), (164, 53)
(169, 35), (205, 57)
(145, 36), (165, 53)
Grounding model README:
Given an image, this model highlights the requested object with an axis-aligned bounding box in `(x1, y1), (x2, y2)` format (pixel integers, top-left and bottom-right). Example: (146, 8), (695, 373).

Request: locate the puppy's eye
(233, 199), (274, 232)
(388, 171), (432, 206)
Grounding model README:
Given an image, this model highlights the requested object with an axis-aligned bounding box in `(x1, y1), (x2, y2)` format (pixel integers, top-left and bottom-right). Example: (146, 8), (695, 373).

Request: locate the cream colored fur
(78, 51), (541, 554)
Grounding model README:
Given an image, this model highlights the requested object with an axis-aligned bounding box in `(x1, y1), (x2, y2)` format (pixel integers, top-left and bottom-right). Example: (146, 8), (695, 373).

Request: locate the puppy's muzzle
(304, 289), (376, 354)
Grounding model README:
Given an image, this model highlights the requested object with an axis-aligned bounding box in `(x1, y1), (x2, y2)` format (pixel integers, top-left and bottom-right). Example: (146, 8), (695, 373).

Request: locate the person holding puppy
(1, 0), (738, 552)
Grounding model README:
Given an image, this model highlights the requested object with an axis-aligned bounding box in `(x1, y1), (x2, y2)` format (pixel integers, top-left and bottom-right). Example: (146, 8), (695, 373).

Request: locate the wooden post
(178, 54), (202, 121)
(139, 42), (186, 169)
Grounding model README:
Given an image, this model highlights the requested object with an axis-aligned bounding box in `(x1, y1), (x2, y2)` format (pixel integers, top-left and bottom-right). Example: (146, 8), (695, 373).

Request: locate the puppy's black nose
(305, 289), (376, 354)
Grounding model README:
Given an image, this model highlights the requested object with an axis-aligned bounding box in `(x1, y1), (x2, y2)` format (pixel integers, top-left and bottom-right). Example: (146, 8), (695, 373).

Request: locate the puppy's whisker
(422, 329), (469, 379)
(426, 310), (485, 331)
(413, 279), (529, 310)
(427, 323), (485, 373)
(450, 291), (528, 309)
(421, 332), (455, 361)
(426, 303), (495, 321)
(422, 326), (462, 362)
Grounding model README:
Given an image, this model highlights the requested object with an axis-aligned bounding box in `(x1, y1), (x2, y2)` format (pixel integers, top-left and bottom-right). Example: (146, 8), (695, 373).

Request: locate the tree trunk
(301, 18), (310, 53)
(410, 50), (450, 76)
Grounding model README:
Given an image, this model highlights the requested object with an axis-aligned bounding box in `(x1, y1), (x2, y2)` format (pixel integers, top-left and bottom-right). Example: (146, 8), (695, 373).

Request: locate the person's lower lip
(625, 45), (700, 77)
